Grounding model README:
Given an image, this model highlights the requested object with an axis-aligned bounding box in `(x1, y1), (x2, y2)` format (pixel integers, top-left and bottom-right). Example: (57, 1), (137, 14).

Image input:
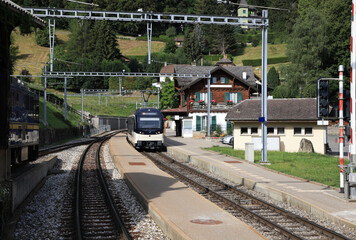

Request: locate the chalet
(225, 98), (326, 154)
(161, 57), (264, 137)
(174, 37), (184, 48)
(237, 0), (257, 28)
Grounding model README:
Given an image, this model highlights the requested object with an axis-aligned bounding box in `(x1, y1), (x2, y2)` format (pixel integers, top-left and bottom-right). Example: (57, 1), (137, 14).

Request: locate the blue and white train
(127, 108), (164, 150)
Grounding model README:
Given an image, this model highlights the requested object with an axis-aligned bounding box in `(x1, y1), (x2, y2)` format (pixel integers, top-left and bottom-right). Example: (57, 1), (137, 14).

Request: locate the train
(127, 108), (164, 150)
(9, 78), (40, 164)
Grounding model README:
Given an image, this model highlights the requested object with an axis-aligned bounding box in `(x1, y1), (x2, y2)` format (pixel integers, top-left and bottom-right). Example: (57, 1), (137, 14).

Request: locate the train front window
(139, 117), (161, 129)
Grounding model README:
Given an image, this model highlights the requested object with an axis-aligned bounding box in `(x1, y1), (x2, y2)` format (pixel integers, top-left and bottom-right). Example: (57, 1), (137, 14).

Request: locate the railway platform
(163, 130), (356, 230)
(109, 133), (266, 240)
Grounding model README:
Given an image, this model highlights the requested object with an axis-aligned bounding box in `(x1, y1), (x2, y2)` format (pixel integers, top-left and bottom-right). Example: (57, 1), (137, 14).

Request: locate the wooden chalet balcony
(189, 102), (235, 111)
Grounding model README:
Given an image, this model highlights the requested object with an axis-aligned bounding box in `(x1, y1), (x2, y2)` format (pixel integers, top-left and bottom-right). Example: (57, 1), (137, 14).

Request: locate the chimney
(243, 72), (247, 80)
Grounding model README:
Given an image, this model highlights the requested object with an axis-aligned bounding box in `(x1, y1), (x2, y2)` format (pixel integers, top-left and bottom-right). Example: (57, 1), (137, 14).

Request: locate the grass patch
(118, 38), (165, 56)
(234, 44), (287, 65)
(205, 146), (347, 188)
(67, 93), (159, 117)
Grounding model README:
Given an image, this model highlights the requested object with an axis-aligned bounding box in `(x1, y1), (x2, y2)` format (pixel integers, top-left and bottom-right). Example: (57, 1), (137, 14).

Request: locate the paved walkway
(164, 129), (356, 228)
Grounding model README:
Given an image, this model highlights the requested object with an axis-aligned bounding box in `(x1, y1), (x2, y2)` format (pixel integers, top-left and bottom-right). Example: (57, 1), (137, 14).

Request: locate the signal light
(318, 80), (329, 118)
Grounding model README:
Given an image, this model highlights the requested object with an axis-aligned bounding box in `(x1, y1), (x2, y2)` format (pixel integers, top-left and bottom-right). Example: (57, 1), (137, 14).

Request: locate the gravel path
(14, 143), (169, 240)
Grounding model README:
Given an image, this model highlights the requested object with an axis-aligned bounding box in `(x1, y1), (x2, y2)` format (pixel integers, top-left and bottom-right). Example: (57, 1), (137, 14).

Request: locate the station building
(225, 98), (326, 154)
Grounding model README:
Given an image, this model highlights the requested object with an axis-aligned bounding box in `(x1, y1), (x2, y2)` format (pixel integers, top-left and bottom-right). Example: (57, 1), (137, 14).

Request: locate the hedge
(242, 57), (289, 66)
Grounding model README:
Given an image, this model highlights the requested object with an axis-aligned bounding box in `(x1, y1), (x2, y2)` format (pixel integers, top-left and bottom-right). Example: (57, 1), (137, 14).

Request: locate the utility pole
(339, 65), (344, 193)
(260, 10), (269, 164)
(43, 65), (47, 126)
(64, 77), (67, 120)
(207, 71), (211, 136)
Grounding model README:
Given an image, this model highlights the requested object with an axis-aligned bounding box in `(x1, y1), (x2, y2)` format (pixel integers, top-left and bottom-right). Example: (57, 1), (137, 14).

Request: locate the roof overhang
(1, 0), (46, 27)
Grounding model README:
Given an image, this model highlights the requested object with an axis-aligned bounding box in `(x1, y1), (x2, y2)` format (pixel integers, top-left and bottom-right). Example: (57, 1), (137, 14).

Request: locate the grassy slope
(39, 97), (83, 129)
(12, 29), (49, 77)
(233, 44), (288, 74)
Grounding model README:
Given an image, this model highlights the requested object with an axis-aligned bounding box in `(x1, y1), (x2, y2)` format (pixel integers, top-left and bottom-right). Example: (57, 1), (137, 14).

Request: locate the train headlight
(157, 131), (160, 134)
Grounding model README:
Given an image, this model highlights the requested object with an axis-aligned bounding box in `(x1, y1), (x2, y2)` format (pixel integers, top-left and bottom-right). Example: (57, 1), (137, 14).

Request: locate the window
(243, 10), (246, 14)
(267, 127), (274, 135)
(230, 93), (237, 103)
(241, 127), (248, 135)
(251, 127), (258, 134)
(305, 128), (313, 135)
(225, 77), (229, 84)
(277, 128), (285, 135)
(212, 77), (217, 84)
(294, 128), (302, 135)
(200, 92), (208, 102)
(139, 117), (161, 129)
(220, 77), (225, 83)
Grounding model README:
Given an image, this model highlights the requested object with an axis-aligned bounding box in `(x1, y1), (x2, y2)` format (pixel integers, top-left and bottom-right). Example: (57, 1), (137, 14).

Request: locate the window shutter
(225, 92), (230, 102)
(227, 121), (232, 133)
(196, 116), (201, 131)
(238, 92), (242, 103)
(210, 92), (213, 101)
(225, 77), (229, 84)
(212, 116), (216, 131)
(195, 92), (200, 102)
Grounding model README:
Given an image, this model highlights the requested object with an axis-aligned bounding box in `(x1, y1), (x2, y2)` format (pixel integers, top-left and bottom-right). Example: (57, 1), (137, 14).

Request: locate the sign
(258, 117), (265, 123)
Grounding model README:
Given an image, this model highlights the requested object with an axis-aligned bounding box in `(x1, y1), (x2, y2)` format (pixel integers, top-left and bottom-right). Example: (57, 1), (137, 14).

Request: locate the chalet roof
(215, 58), (235, 66)
(226, 98), (317, 122)
(1, 0), (46, 27)
(160, 64), (175, 74)
(239, 0), (248, 7)
(174, 65), (257, 91)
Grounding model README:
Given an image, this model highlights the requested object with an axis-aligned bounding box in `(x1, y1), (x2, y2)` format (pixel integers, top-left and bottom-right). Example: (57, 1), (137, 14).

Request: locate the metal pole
(207, 71), (211, 137)
(339, 65), (344, 193)
(81, 88), (83, 122)
(261, 10), (269, 163)
(64, 77), (67, 120)
(119, 77), (122, 96)
(351, 0), (356, 165)
(44, 66), (47, 126)
(49, 18), (55, 72)
(147, 22), (152, 64)
(99, 93), (101, 104)
(106, 96), (107, 107)
(157, 87), (160, 109)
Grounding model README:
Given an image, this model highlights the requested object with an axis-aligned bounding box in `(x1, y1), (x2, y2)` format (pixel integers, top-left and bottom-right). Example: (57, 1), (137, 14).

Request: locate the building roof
(215, 57), (235, 66)
(226, 98), (317, 122)
(174, 37), (184, 42)
(175, 65), (258, 91)
(1, 0), (46, 27)
(160, 64), (176, 74)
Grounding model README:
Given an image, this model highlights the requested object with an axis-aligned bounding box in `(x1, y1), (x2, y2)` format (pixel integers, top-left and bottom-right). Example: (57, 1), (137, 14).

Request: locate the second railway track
(142, 151), (352, 240)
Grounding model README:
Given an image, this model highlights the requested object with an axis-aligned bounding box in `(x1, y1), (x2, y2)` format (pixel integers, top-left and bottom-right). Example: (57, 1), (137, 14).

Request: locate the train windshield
(138, 117), (161, 129)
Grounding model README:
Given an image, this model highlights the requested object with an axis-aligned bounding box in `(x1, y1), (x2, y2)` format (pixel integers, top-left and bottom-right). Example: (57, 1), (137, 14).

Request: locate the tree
(267, 66), (280, 88)
(183, 25), (206, 61)
(164, 38), (177, 54)
(135, 77), (152, 90)
(166, 27), (177, 38)
(159, 78), (179, 109)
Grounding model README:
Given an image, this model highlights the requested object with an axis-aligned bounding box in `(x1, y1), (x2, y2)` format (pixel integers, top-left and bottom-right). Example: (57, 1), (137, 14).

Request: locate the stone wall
(39, 127), (81, 147)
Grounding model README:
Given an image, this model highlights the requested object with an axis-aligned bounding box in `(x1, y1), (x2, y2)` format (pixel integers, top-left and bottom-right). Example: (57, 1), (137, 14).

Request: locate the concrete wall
(233, 121), (325, 154)
(11, 156), (57, 212)
(189, 112), (228, 132)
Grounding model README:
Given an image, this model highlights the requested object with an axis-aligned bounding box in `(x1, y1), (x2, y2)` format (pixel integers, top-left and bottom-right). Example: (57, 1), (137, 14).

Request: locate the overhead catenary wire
(217, 1), (290, 12)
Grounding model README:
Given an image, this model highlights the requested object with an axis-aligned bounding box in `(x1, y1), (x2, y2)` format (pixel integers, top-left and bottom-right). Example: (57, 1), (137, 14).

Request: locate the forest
(11, 0), (351, 107)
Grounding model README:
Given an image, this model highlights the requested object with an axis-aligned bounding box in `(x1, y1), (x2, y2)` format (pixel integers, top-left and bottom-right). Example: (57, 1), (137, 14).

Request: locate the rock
(299, 138), (314, 153)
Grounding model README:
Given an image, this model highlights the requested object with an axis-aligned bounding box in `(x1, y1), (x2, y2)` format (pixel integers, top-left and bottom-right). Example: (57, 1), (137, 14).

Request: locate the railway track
(74, 133), (132, 240)
(143, 151), (351, 240)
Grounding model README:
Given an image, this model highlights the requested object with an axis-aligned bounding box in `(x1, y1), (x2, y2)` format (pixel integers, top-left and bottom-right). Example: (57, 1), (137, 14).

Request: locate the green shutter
(196, 116), (201, 131)
(227, 121), (232, 134)
(195, 92), (200, 102)
(210, 92), (213, 101)
(225, 92), (230, 102)
(238, 92), (242, 103)
(225, 77), (229, 84)
(212, 116), (216, 131)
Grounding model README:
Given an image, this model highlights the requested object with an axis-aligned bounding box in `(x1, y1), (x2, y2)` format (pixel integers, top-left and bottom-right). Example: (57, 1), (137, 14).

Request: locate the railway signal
(318, 79), (330, 118)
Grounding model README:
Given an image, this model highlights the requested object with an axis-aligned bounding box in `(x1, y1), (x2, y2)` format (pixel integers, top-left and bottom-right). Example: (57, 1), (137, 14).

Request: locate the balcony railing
(189, 102), (235, 111)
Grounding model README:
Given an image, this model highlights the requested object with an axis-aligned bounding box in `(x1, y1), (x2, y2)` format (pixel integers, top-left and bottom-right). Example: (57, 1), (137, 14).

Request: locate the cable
(67, 0), (98, 7)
